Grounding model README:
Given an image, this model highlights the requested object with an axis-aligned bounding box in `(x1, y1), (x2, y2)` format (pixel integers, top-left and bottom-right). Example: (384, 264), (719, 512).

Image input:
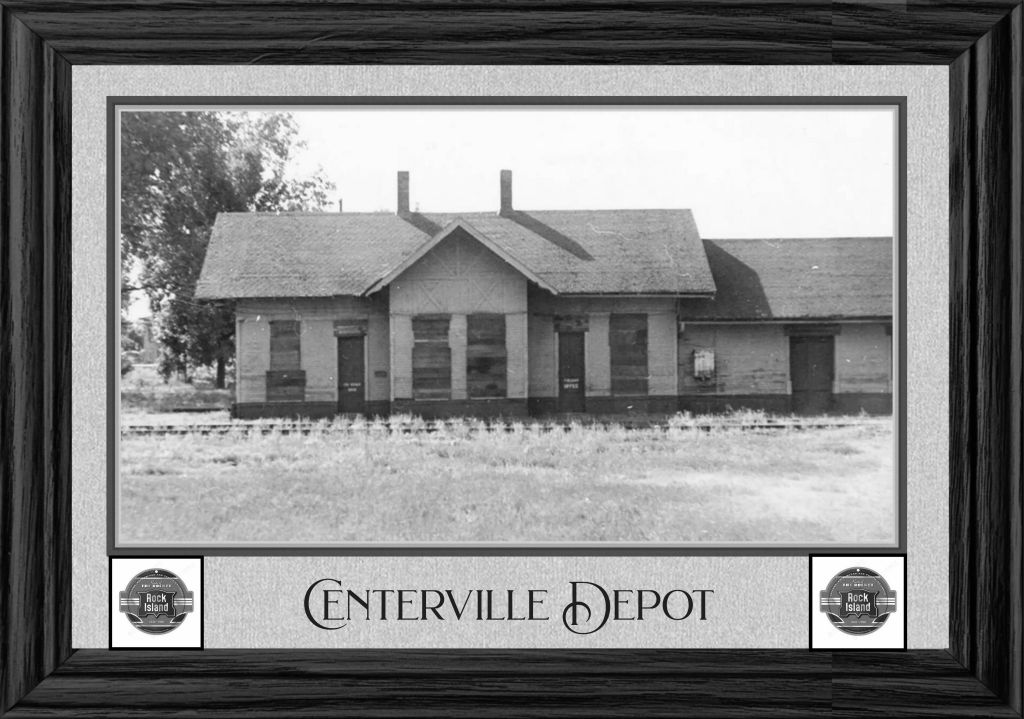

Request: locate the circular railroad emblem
(819, 566), (897, 636)
(118, 568), (194, 634)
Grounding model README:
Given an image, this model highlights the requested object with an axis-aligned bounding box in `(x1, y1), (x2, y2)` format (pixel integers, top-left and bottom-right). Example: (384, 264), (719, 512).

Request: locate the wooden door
(789, 335), (834, 415)
(558, 332), (585, 413)
(337, 335), (366, 414)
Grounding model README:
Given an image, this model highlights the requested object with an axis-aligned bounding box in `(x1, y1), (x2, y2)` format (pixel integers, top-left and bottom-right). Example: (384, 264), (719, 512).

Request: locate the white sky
(287, 105), (897, 239)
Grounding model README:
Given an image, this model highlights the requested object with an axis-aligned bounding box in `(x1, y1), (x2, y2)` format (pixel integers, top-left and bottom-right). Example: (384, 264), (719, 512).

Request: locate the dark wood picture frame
(1, 2), (1020, 716)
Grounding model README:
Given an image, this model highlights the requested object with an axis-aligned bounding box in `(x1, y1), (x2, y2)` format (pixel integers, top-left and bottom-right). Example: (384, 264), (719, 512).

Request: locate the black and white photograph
(117, 102), (898, 546)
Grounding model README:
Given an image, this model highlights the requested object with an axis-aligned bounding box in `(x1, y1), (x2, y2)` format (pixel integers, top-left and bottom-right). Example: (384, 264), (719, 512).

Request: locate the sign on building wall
(553, 315), (589, 333)
(693, 348), (715, 381)
(333, 320), (368, 337)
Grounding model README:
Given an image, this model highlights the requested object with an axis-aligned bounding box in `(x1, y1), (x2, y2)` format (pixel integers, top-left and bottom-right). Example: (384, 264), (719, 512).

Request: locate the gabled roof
(421, 210), (714, 295)
(364, 218), (557, 295)
(195, 208), (716, 299)
(194, 213), (427, 299)
(683, 237), (893, 320)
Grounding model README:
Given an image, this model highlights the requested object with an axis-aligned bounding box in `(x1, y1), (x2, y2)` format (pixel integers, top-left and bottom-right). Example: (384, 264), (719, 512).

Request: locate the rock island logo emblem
(119, 568), (194, 634)
(819, 566), (897, 635)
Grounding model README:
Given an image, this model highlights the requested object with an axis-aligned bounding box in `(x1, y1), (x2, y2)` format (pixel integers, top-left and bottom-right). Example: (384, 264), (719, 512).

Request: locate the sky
(124, 104), (896, 321)
(285, 105), (897, 239)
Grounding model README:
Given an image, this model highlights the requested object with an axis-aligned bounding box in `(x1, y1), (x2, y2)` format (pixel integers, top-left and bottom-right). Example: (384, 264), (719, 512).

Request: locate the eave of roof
(681, 237), (893, 320)
(194, 208), (716, 299)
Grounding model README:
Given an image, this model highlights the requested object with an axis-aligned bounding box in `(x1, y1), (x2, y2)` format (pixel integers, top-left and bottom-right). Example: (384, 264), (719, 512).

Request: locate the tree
(121, 111), (333, 387)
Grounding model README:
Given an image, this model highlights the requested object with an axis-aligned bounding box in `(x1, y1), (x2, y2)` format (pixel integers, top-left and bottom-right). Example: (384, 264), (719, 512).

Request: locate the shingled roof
(682, 237), (893, 320)
(194, 209), (715, 299)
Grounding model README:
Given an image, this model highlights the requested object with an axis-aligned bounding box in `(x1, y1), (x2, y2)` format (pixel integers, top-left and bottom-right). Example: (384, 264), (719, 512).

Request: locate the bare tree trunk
(216, 357), (226, 389)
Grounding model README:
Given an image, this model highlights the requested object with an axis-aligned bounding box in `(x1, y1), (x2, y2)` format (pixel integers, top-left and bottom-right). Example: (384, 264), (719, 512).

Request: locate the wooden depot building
(195, 171), (893, 419)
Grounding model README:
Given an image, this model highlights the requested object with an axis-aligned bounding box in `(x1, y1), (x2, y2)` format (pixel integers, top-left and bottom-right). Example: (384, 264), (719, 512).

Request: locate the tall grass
(120, 418), (894, 545)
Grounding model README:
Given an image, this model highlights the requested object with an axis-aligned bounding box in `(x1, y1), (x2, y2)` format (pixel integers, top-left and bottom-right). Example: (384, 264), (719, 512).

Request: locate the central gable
(388, 227), (529, 315)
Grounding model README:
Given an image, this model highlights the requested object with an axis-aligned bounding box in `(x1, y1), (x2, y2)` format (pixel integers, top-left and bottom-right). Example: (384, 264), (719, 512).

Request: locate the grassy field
(119, 417), (895, 544)
(121, 364), (232, 414)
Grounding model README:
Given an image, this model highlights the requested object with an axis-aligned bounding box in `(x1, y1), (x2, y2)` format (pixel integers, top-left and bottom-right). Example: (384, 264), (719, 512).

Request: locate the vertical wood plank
(0, 10), (72, 713)
(1009, 12), (1024, 710)
(948, 6), (1023, 712)
(948, 26), (975, 677)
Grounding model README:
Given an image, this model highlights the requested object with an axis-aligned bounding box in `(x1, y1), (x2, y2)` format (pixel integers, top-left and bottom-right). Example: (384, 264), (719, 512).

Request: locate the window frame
(466, 313), (508, 399)
(411, 314), (453, 401)
(609, 313), (649, 396)
(266, 319), (305, 402)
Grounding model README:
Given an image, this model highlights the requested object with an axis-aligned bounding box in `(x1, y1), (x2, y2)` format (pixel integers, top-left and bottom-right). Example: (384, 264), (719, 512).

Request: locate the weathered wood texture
(0, 9), (73, 716)
(528, 295), (679, 397)
(948, 5), (1024, 714)
(1, 0), (1023, 717)
(0, 7), (73, 714)
(4, 649), (1018, 718)
(0, 1), (1020, 65)
(679, 322), (892, 396)
(392, 233), (529, 400)
(680, 324), (788, 394)
(238, 296), (391, 403)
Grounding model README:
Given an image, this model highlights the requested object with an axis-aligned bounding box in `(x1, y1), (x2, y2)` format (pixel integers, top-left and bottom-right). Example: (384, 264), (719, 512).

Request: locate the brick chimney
(397, 171), (410, 215)
(500, 169), (513, 214)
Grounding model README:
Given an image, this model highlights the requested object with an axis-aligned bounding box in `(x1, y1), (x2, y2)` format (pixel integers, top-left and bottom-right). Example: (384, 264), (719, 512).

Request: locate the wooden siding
(678, 322), (892, 396)
(585, 313), (611, 396)
(678, 324), (790, 395)
(450, 314), (468, 400)
(398, 312), (530, 403)
(301, 319), (335, 403)
(265, 369), (305, 402)
(236, 313), (268, 404)
(609, 313), (649, 395)
(391, 314), (414, 400)
(506, 312), (529, 399)
(528, 293), (679, 399)
(648, 312), (679, 396)
(236, 298), (891, 407)
(367, 310), (390, 402)
(412, 315), (453, 400)
(529, 293), (678, 317)
(390, 230), (529, 405)
(235, 297), (389, 404)
(527, 313), (556, 397)
(389, 232), (528, 315)
(268, 320), (300, 370)
(835, 323), (892, 394)
(465, 314), (507, 399)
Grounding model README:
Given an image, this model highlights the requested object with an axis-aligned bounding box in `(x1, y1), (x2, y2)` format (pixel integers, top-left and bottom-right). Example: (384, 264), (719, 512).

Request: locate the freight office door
(337, 335), (366, 414)
(558, 332), (585, 413)
(789, 335), (834, 415)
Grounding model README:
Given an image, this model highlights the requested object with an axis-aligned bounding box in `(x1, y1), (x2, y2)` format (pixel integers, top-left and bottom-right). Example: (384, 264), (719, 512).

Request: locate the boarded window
(467, 314), (507, 398)
(269, 320), (301, 370)
(267, 320), (304, 401)
(412, 315), (451, 400)
(609, 314), (648, 395)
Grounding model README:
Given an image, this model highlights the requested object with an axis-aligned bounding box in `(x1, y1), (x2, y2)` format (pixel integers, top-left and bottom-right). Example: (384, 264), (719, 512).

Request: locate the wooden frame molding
(2, 2), (1021, 716)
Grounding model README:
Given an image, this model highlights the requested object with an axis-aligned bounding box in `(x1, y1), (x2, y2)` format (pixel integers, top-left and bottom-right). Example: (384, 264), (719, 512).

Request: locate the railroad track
(121, 418), (890, 437)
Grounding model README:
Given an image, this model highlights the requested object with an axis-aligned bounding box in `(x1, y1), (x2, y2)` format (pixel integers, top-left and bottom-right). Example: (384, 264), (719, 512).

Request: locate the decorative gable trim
(363, 218), (559, 296)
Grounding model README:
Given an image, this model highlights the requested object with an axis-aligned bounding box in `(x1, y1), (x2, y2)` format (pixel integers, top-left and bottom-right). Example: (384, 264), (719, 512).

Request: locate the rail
(121, 417), (891, 437)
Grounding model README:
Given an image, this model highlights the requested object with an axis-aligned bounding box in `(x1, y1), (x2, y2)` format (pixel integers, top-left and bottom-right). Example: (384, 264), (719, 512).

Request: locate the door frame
(335, 328), (369, 414)
(556, 330), (586, 413)
(787, 329), (837, 415)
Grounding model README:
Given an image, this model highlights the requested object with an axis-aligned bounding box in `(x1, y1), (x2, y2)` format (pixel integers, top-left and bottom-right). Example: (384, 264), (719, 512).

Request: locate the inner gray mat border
(107, 95), (908, 557)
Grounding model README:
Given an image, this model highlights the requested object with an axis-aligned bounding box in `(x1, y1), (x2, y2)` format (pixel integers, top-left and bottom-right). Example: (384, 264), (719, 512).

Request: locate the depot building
(195, 171), (893, 419)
